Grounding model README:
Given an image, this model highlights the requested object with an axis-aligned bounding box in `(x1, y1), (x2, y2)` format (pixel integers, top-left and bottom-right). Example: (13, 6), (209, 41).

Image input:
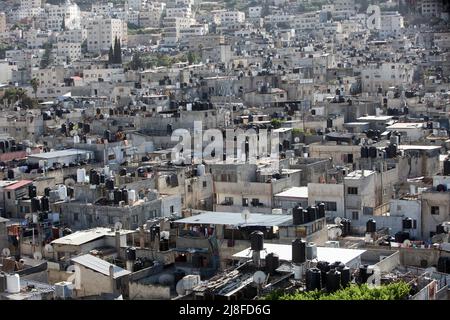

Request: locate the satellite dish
(1, 248), (11, 257)
(65, 178), (76, 187)
(334, 217), (342, 225)
(241, 209), (251, 222)
(33, 251), (43, 260)
(294, 137), (300, 143)
(403, 239), (411, 246)
(66, 265), (75, 273)
(176, 279), (186, 296)
(253, 271), (266, 285)
(114, 221), (122, 231)
(44, 244), (54, 253)
(335, 228), (342, 237)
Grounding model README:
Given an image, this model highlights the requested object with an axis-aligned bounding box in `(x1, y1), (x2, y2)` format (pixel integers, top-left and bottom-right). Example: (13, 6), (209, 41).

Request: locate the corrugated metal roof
(173, 211), (292, 227)
(72, 254), (131, 279)
(275, 187), (308, 199)
(27, 148), (92, 159)
(51, 227), (134, 246)
(4, 180), (33, 191)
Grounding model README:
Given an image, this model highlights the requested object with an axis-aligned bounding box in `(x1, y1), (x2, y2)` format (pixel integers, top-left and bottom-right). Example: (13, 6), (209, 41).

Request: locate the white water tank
(272, 208), (283, 215)
(128, 190), (136, 204)
(38, 160), (46, 168)
(294, 264), (304, 280)
(58, 185), (67, 200)
(197, 164), (205, 176)
(87, 139), (92, 144)
(6, 274), (20, 293)
(76, 168), (86, 183)
(73, 135), (80, 143)
(182, 275), (200, 293)
(104, 166), (110, 176)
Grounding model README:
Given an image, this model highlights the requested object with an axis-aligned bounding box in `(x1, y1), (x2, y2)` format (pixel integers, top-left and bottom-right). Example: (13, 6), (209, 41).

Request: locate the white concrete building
(308, 183), (345, 218)
(248, 6), (262, 19)
(86, 17), (128, 53)
(379, 12), (404, 38)
(361, 62), (415, 92)
(56, 42), (81, 63)
(0, 60), (17, 85)
(166, 5), (192, 18)
(0, 12), (6, 35)
(214, 10), (245, 26)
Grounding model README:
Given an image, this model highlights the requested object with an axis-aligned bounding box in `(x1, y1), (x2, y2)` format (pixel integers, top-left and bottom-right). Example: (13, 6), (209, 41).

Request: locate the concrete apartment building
(86, 18), (128, 53)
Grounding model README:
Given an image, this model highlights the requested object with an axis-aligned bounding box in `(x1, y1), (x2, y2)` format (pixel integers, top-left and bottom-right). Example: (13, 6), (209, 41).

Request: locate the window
(347, 187), (358, 195)
(251, 198), (259, 206)
(431, 206), (439, 215)
(132, 215), (138, 223)
(187, 185), (192, 192)
(352, 211), (359, 220)
(242, 198), (248, 207)
(202, 181), (207, 188)
(315, 201), (337, 211)
(7, 192), (10, 199)
(170, 205), (174, 214)
(74, 213), (79, 221)
(224, 197), (233, 205)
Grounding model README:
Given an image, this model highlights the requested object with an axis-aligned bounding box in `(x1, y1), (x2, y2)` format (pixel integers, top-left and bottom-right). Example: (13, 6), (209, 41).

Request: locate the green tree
(270, 118), (284, 129)
(187, 51), (200, 65)
(113, 36), (122, 64)
(129, 52), (143, 70)
(40, 42), (53, 69)
(30, 78), (39, 98)
(61, 15), (65, 31)
(108, 45), (114, 64)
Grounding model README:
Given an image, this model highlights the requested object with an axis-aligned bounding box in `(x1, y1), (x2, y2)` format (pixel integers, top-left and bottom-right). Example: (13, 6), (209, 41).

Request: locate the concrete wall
(74, 264), (113, 297)
(129, 282), (171, 300)
(374, 251), (400, 273)
(308, 183), (345, 217)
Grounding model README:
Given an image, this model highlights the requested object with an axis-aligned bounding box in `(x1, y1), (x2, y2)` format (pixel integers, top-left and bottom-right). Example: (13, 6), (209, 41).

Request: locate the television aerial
(1, 248), (11, 257)
(241, 209), (251, 224)
(114, 221), (122, 231)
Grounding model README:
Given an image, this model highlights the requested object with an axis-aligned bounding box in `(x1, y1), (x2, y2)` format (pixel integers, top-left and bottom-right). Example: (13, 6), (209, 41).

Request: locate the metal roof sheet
(173, 211), (292, 227)
(51, 227), (134, 246)
(71, 254), (131, 279)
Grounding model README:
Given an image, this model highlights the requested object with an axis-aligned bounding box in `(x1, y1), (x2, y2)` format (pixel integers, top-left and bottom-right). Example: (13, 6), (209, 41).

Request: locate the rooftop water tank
(250, 231), (264, 251)
(293, 206), (304, 225)
(28, 185), (37, 198)
(128, 190), (136, 204)
(41, 196), (49, 212)
(326, 269), (341, 292)
(125, 247), (136, 261)
(402, 217), (413, 229)
(0, 272), (6, 292)
(197, 164), (205, 176)
(292, 239), (306, 264)
(306, 242), (317, 260)
(306, 268), (321, 291)
(76, 168), (86, 184)
(265, 253), (280, 275)
(6, 274), (20, 294)
(317, 203), (325, 218)
(58, 185), (67, 200)
(366, 219), (376, 233)
(31, 197), (41, 212)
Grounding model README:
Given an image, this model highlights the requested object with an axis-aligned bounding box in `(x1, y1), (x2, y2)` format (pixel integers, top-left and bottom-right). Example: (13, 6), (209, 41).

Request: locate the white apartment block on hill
(86, 17), (128, 53)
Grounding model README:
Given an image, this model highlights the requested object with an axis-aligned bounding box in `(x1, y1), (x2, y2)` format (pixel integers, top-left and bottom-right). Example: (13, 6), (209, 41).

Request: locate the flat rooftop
(233, 243), (366, 265)
(357, 115), (393, 121)
(51, 227), (134, 246)
(398, 145), (441, 151)
(173, 211), (292, 227)
(344, 170), (376, 179)
(72, 254), (131, 279)
(28, 149), (92, 159)
(274, 186), (308, 199)
(386, 123), (424, 130)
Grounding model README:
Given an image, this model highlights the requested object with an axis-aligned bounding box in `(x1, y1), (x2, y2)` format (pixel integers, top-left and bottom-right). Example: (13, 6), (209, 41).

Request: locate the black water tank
(341, 219), (351, 236)
(306, 268), (322, 291)
(119, 168), (127, 176)
(0, 272), (6, 293)
(91, 172), (100, 185)
(369, 147), (377, 158)
(122, 189), (128, 205)
(159, 239), (169, 251)
(358, 265), (370, 284)
(44, 187), (51, 197)
(113, 188), (122, 204)
(395, 231), (410, 243)
(436, 224), (446, 234)
(7, 169), (14, 180)
(265, 253), (280, 275)
(444, 159), (450, 176)
(361, 146), (368, 158)
(106, 178), (114, 190)
(125, 247), (136, 261)
(317, 203), (325, 218)
(330, 261), (345, 270)
(41, 196), (49, 212)
(292, 239), (306, 264)
(28, 185), (37, 198)
(437, 257), (450, 274)
(99, 174), (105, 184)
(366, 219), (376, 233)
(402, 217), (413, 229)
(31, 197), (41, 212)
(316, 261), (330, 288)
(326, 269), (341, 292)
(307, 206), (316, 222)
(293, 206), (304, 225)
(302, 209), (310, 223)
(250, 231), (264, 251)
(340, 267), (350, 287)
